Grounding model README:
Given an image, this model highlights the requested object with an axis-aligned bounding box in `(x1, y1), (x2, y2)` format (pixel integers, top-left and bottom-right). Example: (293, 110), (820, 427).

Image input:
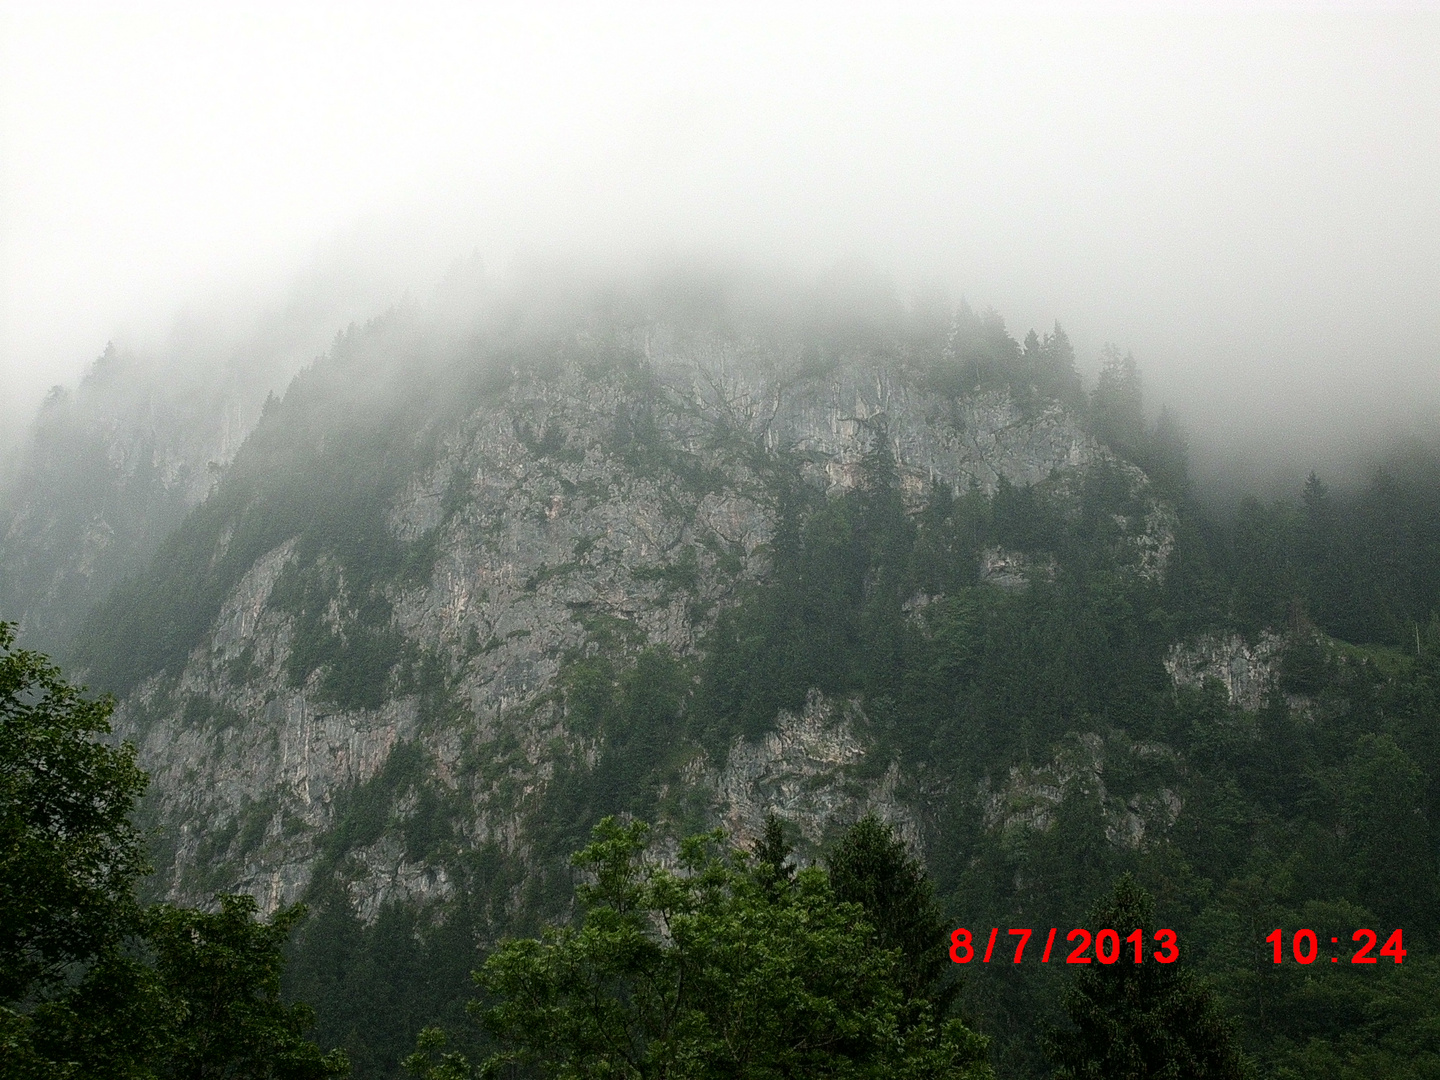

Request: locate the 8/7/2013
(950, 927), (1179, 965)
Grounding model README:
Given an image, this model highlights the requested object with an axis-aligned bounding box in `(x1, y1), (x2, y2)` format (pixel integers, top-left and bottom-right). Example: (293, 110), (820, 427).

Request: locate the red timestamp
(1265, 928), (1406, 965)
(949, 927), (1179, 965)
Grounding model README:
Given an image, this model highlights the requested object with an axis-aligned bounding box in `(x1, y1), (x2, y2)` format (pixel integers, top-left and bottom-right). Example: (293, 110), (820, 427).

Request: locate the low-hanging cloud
(2, 3), (1438, 484)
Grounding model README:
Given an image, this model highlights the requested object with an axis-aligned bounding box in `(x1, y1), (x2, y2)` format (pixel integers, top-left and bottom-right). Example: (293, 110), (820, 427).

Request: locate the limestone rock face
(977, 732), (1183, 852)
(112, 341), (1176, 917)
(709, 691), (919, 858)
(979, 547), (1054, 589)
(1165, 632), (1283, 712)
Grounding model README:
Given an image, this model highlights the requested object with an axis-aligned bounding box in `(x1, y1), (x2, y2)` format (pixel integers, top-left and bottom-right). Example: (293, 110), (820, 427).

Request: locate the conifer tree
(1046, 874), (1254, 1080)
(826, 815), (954, 1013)
(1091, 345), (1145, 461)
(751, 812), (795, 896)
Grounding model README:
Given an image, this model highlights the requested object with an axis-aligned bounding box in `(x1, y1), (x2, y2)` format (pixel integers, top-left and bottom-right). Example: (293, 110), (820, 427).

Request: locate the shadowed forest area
(3, 287), (1439, 1079)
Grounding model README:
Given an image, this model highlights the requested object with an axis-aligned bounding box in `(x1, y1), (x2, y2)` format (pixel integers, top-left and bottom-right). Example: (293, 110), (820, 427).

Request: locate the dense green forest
(274, 331), (1440, 1076)
(0, 621), (1249, 1078)
(497, 409), (1440, 1076)
(5, 286), (1440, 1077)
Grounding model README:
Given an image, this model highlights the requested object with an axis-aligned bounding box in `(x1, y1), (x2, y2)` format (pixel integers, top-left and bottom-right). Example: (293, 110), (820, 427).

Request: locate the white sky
(2, 2), (1438, 475)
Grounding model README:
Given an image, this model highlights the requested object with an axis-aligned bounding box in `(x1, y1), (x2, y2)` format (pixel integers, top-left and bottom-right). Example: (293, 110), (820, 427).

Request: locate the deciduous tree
(407, 817), (993, 1080)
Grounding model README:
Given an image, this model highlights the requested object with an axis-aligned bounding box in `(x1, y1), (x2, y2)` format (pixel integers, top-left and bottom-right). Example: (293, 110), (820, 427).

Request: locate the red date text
(1265, 928), (1405, 964)
(949, 927), (1178, 965)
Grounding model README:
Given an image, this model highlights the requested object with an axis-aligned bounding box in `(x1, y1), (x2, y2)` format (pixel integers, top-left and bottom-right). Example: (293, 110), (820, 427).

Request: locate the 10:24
(1265, 928), (1406, 965)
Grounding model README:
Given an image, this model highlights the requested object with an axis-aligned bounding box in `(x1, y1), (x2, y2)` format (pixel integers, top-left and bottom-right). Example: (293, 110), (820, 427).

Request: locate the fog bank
(3, 4), (1437, 479)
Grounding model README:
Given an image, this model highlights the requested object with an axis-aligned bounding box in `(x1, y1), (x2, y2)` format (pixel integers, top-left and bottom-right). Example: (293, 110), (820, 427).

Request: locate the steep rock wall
(115, 344), (1174, 917)
(1165, 632), (1283, 712)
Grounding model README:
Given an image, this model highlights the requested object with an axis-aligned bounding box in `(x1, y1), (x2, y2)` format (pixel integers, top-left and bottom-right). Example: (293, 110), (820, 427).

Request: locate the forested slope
(13, 277), (1439, 1077)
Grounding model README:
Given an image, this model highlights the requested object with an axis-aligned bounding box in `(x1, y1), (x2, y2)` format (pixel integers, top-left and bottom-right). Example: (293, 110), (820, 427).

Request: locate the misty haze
(3, 6), (1439, 1079)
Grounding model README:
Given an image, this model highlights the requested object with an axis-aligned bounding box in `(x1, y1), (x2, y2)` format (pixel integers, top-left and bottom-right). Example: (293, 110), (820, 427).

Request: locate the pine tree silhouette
(1046, 874), (1254, 1080)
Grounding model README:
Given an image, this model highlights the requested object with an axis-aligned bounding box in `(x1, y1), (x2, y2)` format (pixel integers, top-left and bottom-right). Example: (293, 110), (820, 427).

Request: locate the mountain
(0, 343), (248, 658)
(13, 274), (1440, 1077)
(0, 260), (433, 661)
(98, 311), (1172, 889)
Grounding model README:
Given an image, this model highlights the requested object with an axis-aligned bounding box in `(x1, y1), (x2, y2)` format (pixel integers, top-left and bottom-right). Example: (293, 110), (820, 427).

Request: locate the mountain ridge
(102, 317), (1168, 918)
(11, 285), (1440, 1078)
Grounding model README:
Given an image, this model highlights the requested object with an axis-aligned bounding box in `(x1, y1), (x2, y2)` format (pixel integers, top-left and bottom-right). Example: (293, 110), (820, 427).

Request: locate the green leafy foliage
(145, 895), (350, 1079)
(0, 623), (149, 1006)
(0, 625), (345, 1078)
(405, 817), (993, 1080)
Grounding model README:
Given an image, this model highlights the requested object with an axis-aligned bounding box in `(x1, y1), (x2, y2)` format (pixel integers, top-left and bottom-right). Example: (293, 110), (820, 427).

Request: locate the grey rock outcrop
(977, 732), (1183, 851)
(112, 340), (1176, 917)
(1165, 632), (1283, 712)
(708, 690), (919, 858)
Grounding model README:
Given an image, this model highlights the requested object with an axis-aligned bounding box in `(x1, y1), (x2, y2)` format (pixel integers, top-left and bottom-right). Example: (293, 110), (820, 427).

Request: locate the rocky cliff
(104, 323), (1176, 921)
(14, 282), (1438, 1080)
